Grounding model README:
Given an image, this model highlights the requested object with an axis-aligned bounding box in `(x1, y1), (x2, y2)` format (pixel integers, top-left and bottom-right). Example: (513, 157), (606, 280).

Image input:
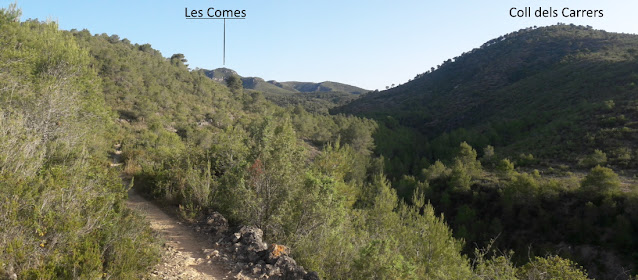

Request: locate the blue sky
(4, 0), (637, 90)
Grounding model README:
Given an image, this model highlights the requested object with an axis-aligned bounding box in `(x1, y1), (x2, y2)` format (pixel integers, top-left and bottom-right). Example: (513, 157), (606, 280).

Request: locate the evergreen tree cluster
(3, 4), (636, 279)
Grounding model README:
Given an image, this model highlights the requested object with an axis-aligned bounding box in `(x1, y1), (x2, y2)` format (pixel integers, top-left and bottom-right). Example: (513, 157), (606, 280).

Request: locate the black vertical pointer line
(184, 18), (244, 64)
(223, 18), (226, 65)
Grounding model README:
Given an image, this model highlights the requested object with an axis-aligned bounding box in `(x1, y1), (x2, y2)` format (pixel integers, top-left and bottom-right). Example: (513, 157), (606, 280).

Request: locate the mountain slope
(3, 1), (620, 277)
(0, 9), (161, 279)
(202, 68), (368, 95)
(274, 80), (368, 95)
(336, 24), (638, 165)
(202, 68), (368, 113)
(333, 24), (638, 279)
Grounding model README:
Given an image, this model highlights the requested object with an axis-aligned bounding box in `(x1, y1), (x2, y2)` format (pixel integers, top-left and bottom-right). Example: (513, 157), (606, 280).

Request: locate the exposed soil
(113, 143), (316, 280)
(126, 190), (236, 280)
(113, 143), (236, 280)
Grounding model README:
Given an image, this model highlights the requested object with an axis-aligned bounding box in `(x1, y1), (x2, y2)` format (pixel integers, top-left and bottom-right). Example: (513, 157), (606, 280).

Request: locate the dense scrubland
(1, 4), (636, 279)
(337, 24), (638, 279)
(0, 5), (160, 279)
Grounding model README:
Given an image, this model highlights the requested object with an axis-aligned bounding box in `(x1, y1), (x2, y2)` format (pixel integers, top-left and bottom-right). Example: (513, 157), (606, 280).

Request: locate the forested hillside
(1, 3), (630, 278)
(0, 5), (160, 279)
(337, 24), (638, 169)
(336, 24), (638, 279)
(71, 25), (477, 279)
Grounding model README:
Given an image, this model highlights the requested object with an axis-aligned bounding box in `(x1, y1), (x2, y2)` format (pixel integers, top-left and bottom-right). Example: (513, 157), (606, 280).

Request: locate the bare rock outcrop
(205, 224), (319, 280)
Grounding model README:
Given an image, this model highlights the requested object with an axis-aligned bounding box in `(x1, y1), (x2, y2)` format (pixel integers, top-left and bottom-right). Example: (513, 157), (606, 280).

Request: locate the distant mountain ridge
(202, 68), (369, 113)
(202, 68), (368, 95)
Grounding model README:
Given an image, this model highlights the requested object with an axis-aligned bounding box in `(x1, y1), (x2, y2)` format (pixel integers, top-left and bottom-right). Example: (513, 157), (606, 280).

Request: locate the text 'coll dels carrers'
(510, 7), (603, 18)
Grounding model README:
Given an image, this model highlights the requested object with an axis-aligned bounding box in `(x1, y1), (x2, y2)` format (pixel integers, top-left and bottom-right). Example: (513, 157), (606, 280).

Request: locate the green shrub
(472, 244), (518, 280)
(581, 165), (621, 197)
(578, 149), (607, 168)
(517, 255), (589, 280)
(496, 159), (516, 178)
(517, 153), (537, 167)
(423, 160), (450, 181)
(353, 238), (416, 279)
(0, 8), (160, 278)
(448, 142), (482, 192)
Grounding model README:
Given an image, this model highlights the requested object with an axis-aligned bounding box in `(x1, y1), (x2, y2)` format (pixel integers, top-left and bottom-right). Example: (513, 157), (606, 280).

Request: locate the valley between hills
(1, 3), (637, 279)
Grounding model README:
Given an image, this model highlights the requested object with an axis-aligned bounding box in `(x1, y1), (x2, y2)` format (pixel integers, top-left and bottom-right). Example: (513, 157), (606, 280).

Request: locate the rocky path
(112, 143), (235, 280)
(113, 143), (317, 280)
(126, 190), (235, 280)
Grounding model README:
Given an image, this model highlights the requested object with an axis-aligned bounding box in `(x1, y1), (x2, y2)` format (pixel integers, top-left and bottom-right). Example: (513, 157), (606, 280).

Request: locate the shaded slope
(336, 24), (638, 163)
(333, 24), (638, 279)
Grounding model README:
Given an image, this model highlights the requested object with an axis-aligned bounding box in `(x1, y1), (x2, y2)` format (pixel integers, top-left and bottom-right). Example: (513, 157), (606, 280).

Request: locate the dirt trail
(113, 144), (235, 280)
(126, 191), (234, 280)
